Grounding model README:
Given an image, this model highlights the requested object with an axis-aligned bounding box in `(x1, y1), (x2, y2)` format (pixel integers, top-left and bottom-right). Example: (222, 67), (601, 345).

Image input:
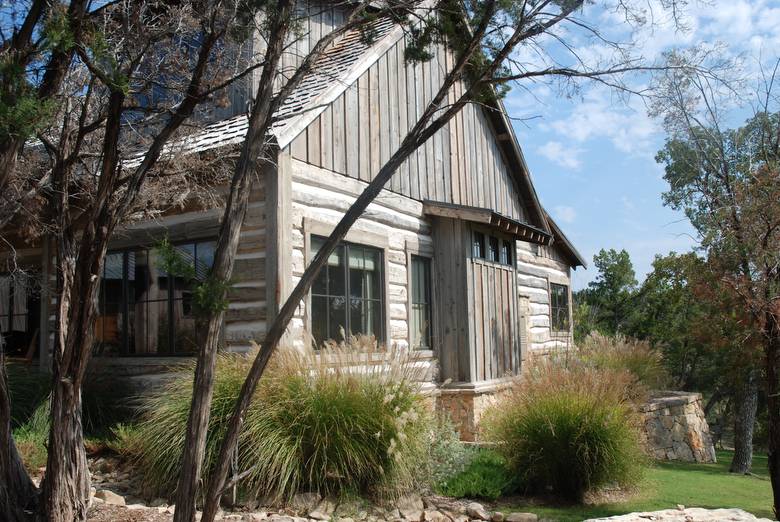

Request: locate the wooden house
(0, 2), (585, 439)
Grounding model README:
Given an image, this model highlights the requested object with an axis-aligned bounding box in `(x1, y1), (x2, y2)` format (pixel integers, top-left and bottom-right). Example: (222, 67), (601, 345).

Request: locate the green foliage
(496, 450), (773, 521)
(574, 249), (638, 338)
(578, 332), (669, 390)
(0, 58), (55, 142)
(435, 449), (514, 501)
(127, 343), (432, 501)
(426, 415), (474, 488)
(156, 238), (230, 315)
(484, 360), (644, 502)
(12, 398), (50, 471)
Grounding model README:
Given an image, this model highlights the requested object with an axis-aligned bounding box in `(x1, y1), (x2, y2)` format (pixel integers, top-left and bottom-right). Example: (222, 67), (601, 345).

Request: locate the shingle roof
(168, 15), (397, 157)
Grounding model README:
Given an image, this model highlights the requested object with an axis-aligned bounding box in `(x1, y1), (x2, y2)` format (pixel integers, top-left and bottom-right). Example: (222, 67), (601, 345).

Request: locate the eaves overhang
(422, 200), (553, 246)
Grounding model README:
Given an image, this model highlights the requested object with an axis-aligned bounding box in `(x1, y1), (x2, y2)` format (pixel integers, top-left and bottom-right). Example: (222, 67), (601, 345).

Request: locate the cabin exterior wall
(516, 241), (574, 352)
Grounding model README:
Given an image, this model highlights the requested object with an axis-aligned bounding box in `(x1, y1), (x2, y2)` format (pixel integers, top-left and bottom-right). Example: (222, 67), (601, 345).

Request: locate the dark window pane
(501, 240), (513, 265)
(329, 296), (347, 341)
(367, 300), (381, 338)
(473, 232), (485, 259)
(311, 296), (328, 345)
(550, 283), (569, 331)
(195, 241), (216, 278)
(410, 256), (432, 349)
(365, 249), (381, 298)
(328, 245), (346, 296)
(488, 237), (499, 262)
(349, 297), (363, 335)
(348, 247), (365, 298)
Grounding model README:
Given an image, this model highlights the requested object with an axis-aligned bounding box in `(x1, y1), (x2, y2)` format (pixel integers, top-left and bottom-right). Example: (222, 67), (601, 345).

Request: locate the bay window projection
(310, 236), (384, 346)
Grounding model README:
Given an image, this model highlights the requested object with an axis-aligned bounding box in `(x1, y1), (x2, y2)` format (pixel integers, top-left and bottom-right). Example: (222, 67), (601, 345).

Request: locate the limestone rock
(584, 508), (773, 521)
(423, 510), (448, 522)
(310, 498), (337, 520)
(397, 494), (425, 518)
(466, 503), (491, 521)
(291, 492), (322, 514)
(491, 513), (505, 522)
(94, 489), (125, 506)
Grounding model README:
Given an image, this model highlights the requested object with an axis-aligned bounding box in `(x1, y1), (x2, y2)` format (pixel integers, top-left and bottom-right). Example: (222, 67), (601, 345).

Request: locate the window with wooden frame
(310, 236), (384, 346)
(410, 255), (432, 350)
(472, 230), (514, 267)
(550, 282), (570, 331)
(94, 239), (216, 356)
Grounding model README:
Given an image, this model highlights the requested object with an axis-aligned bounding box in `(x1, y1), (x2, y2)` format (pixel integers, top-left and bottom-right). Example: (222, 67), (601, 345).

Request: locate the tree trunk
(730, 368), (757, 474)
(172, 8), (294, 521)
(0, 344), (38, 521)
(38, 237), (93, 522)
(764, 316), (780, 518)
(38, 372), (90, 522)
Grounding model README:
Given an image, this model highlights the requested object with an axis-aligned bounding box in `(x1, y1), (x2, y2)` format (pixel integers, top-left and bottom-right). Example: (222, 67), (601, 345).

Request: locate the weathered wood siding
(224, 177), (267, 352)
(431, 218), (470, 381)
(466, 258), (522, 381)
(516, 241), (573, 352)
(287, 37), (527, 221)
(432, 219), (522, 383)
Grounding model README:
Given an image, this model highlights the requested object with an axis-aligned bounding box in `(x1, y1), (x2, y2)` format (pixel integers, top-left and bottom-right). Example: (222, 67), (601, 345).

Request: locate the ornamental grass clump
(578, 332), (669, 390)
(483, 359), (644, 503)
(128, 336), (431, 502)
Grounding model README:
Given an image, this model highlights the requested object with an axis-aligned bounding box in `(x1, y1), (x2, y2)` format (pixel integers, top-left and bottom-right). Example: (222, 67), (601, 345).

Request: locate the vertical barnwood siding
(466, 259), (521, 382)
(285, 156), (433, 359)
(223, 177), (267, 352)
(515, 241), (573, 352)
(287, 36), (527, 221)
(431, 218), (470, 381)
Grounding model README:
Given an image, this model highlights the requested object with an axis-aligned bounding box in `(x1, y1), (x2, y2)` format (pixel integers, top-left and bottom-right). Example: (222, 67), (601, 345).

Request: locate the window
(310, 236), (384, 346)
(410, 256), (432, 350)
(550, 283), (570, 331)
(0, 273), (40, 356)
(500, 240), (513, 266)
(488, 237), (499, 262)
(472, 231), (513, 266)
(473, 232), (485, 259)
(95, 240), (216, 356)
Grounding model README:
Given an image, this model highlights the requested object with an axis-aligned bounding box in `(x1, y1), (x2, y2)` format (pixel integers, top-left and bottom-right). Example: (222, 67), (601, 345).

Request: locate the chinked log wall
(285, 156), (436, 385)
(515, 241), (573, 352)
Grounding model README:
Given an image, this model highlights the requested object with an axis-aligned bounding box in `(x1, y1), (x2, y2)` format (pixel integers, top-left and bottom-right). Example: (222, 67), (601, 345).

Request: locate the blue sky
(504, 0), (780, 289)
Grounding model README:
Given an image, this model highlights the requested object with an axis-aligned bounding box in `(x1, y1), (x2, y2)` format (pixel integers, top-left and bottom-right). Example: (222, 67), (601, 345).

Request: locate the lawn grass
(495, 450), (774, 521)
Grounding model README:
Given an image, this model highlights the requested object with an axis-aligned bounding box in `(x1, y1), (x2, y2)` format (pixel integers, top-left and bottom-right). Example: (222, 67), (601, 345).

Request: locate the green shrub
(12, 398), (50, 471)
(426, 415), (473, 488)
(435, 449), (514, 501)
(484, 359), (644, 502)
(129, 340), (432, 502)
(579, 332), (669, 390)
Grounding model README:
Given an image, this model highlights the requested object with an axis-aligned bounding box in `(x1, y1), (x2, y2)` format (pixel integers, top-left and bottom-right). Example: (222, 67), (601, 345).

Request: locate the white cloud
(537, 140), (582, 169)
(553, 205), (577, 223)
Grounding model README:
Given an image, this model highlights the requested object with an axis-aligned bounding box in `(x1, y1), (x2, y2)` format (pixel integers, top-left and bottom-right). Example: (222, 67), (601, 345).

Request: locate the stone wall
(640, 392), (716, 463)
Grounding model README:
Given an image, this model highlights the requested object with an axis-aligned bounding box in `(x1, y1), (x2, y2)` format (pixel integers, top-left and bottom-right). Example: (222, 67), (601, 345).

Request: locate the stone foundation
(640, 391), (716, 463)
(435, 382), (509, 441)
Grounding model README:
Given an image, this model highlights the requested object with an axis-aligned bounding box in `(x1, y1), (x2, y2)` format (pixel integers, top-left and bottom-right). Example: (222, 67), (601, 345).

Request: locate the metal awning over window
(422, 201), (553, 246)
